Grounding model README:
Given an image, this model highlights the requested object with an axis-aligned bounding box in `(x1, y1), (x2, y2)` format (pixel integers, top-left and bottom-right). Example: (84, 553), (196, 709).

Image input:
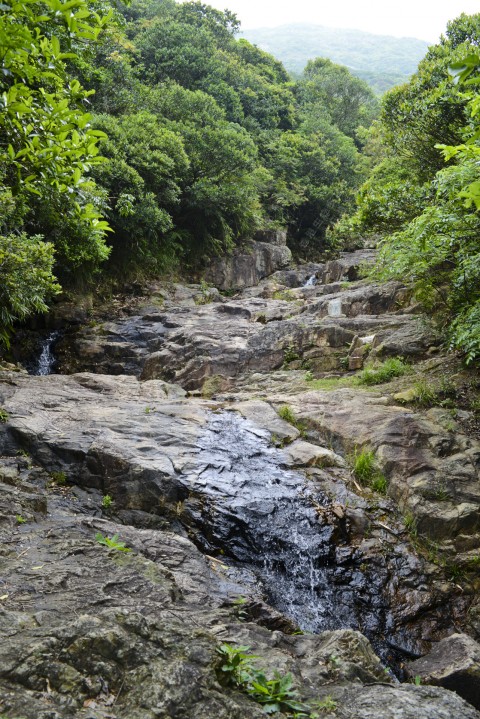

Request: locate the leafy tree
(299, 58), (379, 143)
(0, 0), (114, 344)
(91, 112), (189, 273)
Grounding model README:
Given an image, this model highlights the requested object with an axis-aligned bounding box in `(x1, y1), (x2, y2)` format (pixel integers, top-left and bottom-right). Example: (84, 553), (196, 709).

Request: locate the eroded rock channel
(2, 247), (480, 718)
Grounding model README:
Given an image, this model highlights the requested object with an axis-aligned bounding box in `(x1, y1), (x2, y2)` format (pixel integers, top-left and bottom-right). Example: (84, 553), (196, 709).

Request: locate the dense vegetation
(0, 0), (378, 344)
(241, 24), (429, 93)
(2, 1), (479, 365)
(335, 13), (480, 363)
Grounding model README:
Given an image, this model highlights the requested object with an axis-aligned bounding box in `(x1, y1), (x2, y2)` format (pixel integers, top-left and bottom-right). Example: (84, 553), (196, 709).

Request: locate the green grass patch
(349, 447), (388, 495)
(411, 379), (437, 407)
(278, 404), (297, 424)
(305, 374), (359, 390)
(358, 357), (409, 385)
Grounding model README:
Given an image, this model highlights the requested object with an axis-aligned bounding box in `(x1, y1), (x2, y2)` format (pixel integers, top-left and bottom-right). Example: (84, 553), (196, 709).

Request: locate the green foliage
(95, 532), (131, 552)
(300, 58), (379, 142)
(15, 514), (27, 524)
(49, 471), (67, 486)
(102, 494), (113, 509)
(349, 447), (387, 494)
(0, 0), (116, 337)
(338, 14), (480, 365)
(403, 512), (417, 536)
(216, 644), (310, 715)
(284, 344), (300, 363)
(0, 231), (60, 347)
(350, 448), (376, 482)
(358, 357), (410, 385)
(92, 111), (189, 272)
(0, 409), (9, 423)
(411, 380), (438, 407)
(0, 0), (113, 249)
(278, 405), (297, 425)
(1, 0), (380, 326)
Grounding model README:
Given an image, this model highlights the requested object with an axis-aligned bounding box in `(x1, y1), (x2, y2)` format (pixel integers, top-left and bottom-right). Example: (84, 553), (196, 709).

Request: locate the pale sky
(202, 0), (480, 42)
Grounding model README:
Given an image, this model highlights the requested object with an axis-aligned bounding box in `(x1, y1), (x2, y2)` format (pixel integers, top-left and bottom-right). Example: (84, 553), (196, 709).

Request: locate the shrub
(358, 357), (409, 385)
(102, 494), (113, 510)
(216, 644), (310, 715)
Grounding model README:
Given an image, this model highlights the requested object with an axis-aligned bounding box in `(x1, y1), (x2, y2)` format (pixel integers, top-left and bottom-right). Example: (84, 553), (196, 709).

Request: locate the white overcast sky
(202, 0), (480, 42)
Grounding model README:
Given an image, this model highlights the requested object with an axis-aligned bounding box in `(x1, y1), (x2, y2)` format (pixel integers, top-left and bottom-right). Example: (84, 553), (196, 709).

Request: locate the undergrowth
(216, 643), (337, 716)
(357, 357), (409, 385)
(304, 357), (409, 390)
(348, 447), (387, 494)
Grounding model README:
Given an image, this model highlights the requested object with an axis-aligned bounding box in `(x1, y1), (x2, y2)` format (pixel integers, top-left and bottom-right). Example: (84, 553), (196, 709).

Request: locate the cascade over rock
(1, 249), (480, 718)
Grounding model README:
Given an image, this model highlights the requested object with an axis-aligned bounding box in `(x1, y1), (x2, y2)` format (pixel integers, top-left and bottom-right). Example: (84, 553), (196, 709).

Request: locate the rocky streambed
(1, 245), (480, 718)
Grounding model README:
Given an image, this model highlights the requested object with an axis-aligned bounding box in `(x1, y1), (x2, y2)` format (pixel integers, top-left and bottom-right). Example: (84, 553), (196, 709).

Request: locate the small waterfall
(185, 412), (384, 637)
(33, 331), (59, 376)
(303, 274), (317, 287)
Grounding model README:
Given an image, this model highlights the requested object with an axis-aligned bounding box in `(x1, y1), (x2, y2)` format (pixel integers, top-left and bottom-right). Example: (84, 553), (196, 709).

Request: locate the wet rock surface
(2, 248), (480, 718)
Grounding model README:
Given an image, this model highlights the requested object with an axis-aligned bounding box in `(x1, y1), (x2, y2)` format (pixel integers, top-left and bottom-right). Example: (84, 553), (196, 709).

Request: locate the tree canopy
(335, 13), (480, 364)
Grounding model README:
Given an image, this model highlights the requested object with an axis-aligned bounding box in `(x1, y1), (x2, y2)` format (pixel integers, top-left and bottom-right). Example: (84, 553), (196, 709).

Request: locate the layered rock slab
(282, 387), (480, 550)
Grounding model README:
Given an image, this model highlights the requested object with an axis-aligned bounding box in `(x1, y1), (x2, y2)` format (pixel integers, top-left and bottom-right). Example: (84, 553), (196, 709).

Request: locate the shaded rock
(406, 633), (480, 709)
(254, 229), (288, 246)
(321, 249), (377, 283)
(204, 241), (292, 290)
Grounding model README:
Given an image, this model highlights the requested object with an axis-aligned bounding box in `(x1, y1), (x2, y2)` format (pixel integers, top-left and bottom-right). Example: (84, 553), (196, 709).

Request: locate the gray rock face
(0, 372), (472, 658)
(204, 241), (292, 290)
(5, 248), (480, 718)
(336, 685), (480, 719)
(283, 388), (480, 550)
(0, 448), (478, 719)
(406, 633), (480, 709)
(56, 279), (437, 382)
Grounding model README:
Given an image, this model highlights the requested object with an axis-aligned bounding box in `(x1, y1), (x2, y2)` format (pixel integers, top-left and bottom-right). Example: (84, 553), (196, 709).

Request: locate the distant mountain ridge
(240, 23), (429, 92)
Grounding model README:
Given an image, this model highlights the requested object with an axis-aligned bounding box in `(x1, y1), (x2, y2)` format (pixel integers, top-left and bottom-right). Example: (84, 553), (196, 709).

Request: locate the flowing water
(303, 274), (317, 287)
(32, 331), (59, 375)
(183, 411), (389, 642)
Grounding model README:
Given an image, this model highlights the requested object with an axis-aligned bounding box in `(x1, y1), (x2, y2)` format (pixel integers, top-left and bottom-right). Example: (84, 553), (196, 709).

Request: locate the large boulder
(406, 633), (480, 709)
(204, 241), (292, 290)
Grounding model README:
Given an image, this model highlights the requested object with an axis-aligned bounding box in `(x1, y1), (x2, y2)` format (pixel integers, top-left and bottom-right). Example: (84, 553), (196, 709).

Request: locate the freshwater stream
(182, 411), (394, 662)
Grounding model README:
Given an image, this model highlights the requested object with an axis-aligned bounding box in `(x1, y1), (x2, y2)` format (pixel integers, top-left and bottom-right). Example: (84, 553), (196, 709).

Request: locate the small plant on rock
(0, 409), (9, 423)
(95, 532), (131, 552)
(231, 595), (249, 621)
(284, 344), (300, 364)
(49, 471), (67, 486)
(102, 494), (113, 510)
(412, 379), (437, 407)
(358, 357), (409, 385)
(403, 512), (417, 536)
(310, 695), (338, 714)
(15, 514), (27, 524)
(349, 447), (387, 495)
(216, 644), (310, 715)
(278, 404), (297, 425)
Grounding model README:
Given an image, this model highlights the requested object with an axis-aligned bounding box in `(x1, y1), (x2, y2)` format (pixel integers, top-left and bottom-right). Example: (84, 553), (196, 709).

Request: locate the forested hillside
(241, 24), (429, 93)
(334, 13), (480, 363)
(1, 1), (480, 365)
(0, 0), (378, 345)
